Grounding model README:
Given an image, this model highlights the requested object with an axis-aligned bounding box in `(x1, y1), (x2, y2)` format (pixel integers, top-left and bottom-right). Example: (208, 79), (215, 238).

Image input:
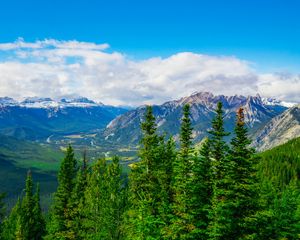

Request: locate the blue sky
(0, 0), (299, 105)
(1, 0), (300, 71)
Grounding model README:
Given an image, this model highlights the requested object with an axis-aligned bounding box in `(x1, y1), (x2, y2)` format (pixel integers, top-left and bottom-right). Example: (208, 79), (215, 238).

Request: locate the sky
(0, 0), (299, 106)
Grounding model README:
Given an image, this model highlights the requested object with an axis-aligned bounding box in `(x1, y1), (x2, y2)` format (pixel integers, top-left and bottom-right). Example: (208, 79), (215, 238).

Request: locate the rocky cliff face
(253, 104), (300, 151)
(104, 92), (287, 145)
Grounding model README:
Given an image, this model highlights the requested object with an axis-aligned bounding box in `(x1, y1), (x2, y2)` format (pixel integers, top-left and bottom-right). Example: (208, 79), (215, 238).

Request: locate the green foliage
(208, 102), (232, 239)
(1, 103), (300, 240)
(46, 145), (78, 239)
(191, 139), (212, 239)
(1, 198), (21, 240)
(1, 172), (45, 240)
(227, 108), (260, 239)
(32, 184), (46, 239)
(125, 106), (165, 239)
(81, 156), (127, 239)
(258, 137), (300, 189)
(169, 104), (198, 239)
(256, 137), (300, 239)
(66, 151), (89, 239)
(125, 106), (180, 239)
(168, 104), (213, 239)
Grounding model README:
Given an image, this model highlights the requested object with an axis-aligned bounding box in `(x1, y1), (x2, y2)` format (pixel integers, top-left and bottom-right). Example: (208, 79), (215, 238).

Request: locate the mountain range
(0, 92), (299, 199)
(0, 97), (127, 141)
(253, 103), (300, 151)
(103, 92), (288, 145)
(0, 93), (299, 152)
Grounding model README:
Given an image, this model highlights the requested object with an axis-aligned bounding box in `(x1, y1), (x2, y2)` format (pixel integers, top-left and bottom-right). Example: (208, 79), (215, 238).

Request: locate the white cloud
(0, 38), (109, 51)
(0, 39), (298, 106)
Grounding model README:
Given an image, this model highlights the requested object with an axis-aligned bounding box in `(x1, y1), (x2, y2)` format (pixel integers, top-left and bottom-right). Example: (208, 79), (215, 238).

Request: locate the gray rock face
(253, 104), (300, 151)
(104, 92), (287, 145)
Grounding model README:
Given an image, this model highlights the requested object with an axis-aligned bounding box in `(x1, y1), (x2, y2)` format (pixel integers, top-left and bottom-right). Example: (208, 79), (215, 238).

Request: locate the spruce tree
(125, 105), (164, 239)
(228, 107), (259, 239)
(2, 172), (45, 240)
(46, 145), (77, 239)
(169, 104), (195, 239)
(160, 137), (176, 236)
(191, 138), (212, 239)
(208, 101), (232, 240)
(1, 198), (21, 240)
(82, 158), (107, 239)
(20, 170), (36, 239)
(32, 184), (45, 239)
(82, 157), (127, 240)
(105, 156), (127, 240)
(67, 150), (89, 239)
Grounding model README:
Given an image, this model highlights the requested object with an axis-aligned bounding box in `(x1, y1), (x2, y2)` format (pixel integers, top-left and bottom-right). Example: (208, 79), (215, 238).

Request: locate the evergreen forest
(1, 102), (299, 240)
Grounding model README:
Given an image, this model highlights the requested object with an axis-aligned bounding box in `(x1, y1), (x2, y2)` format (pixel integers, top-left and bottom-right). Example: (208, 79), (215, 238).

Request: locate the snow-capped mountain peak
(0, 96), (104, 108)
(262, 97), (297, 108)
(0, 97), (18, 106)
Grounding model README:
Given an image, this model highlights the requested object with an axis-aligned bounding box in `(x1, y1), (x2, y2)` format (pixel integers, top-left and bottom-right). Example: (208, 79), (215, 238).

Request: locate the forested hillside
(259, 136), (300, 189)
(0, 103), (299, 239)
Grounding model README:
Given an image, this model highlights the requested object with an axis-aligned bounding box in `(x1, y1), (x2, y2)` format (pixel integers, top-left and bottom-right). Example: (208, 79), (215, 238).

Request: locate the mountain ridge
(103, 92), (288, 145)
(253, 104), (300, 151)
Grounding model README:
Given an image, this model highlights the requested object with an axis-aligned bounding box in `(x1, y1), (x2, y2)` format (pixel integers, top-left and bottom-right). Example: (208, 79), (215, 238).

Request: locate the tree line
(0, 102), (299, 239)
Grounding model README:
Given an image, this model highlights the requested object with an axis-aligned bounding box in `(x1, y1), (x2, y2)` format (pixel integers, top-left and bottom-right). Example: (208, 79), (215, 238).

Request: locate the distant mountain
(253, 104), (300, 151)
(261, 97), (297, 108)
(0, 97), (127, 141)
(104, 92), (287, 145)
(2, 96), (104, 108)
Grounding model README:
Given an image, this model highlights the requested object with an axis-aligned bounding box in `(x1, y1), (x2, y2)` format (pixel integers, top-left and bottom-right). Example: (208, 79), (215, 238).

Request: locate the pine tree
(20, 170), (36, 239)
(105, 156), (127, 240)
(82, 157), (127, 239)
(191, 138), (212, 239)
(208, 101), (232, 240)
(82, 158), (107, 239)
(169, 104), (195, 239)
(228, 107), (259, 239)
(160, 137), (176, 237)
(46, 145), (78, 239)
(1, 172), (45, 240)
(1, 198), (21, 240)
(125, 106), (164, 239)
(67, 150), (89, 239)
(32, 184), (45, 239)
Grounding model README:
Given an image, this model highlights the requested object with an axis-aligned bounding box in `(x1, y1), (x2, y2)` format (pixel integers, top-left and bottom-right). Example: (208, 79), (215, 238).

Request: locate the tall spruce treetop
(125, 105), (164, 239)
(208, 102), (232, 240)
(170, 104), (197, 239)
(21, 170), (35, 239)
(11, 171), (46, 240)
(208, 102), (230, 165)
(228, 107), (259, 239)
(140, 105), (160, 174)
(230, 108), (253, 158)
(58, 145), (77, 193)
(46, 145), (78, 239)
(180, 104), (193, 157)
(32, 183), (45, 239)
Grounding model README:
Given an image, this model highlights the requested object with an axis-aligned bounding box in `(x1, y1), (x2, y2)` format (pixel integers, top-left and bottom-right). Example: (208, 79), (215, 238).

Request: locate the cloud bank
(0, 38), (299, 106)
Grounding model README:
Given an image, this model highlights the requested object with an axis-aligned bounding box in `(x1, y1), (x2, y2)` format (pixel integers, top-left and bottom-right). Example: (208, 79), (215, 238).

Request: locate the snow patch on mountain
(0, 96), (104, 108)
(262, 97), (296, 108)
